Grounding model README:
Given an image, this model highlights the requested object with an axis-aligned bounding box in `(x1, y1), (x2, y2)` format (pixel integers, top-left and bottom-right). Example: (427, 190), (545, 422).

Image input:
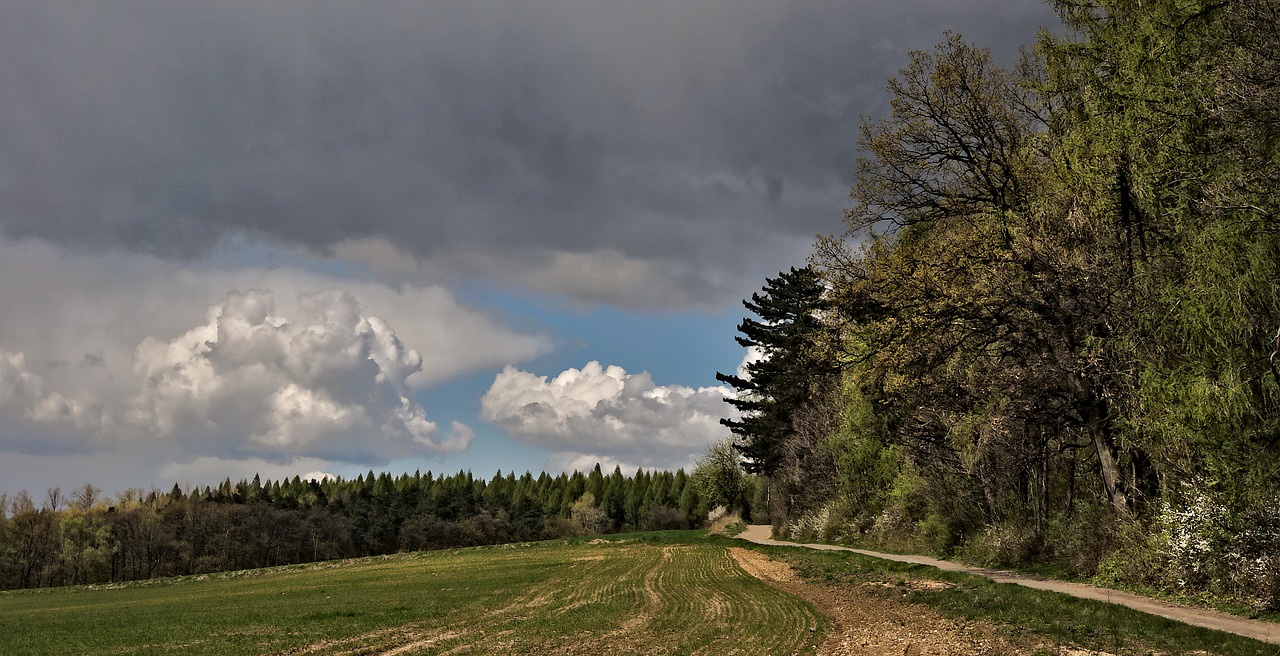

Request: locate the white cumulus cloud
(160, 456), (351, 488)
(480, 361), (735, 470)
(548, 452), (646, 477)
(736, 345), (766, 380)
(127, 289), (471, 461)
(0, 238), (545, 468)
(2, 351), (107, 432)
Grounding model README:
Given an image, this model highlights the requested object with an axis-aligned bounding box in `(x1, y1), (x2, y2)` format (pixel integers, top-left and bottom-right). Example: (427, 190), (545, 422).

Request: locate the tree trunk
(1059, 356), (1130, 516)
(1084, 397), (1129, 515)
(1090, 425), (1128, 514)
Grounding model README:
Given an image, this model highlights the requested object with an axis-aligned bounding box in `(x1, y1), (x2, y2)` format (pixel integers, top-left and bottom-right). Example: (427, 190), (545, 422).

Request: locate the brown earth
(729, 548), (1026, 655)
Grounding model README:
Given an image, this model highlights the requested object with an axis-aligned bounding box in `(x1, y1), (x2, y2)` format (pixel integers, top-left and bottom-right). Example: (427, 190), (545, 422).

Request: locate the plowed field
(271, 543), (825, 656)
(0, 536), (826, 655)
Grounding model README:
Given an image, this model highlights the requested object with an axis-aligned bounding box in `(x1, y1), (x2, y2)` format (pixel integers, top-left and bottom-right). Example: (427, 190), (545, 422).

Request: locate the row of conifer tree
(0, 465), (748, 590)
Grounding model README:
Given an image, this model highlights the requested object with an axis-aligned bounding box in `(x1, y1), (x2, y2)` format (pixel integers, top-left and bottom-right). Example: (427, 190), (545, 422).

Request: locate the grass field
(0, 532), (823, 656)
(3, 531), (1276, 655)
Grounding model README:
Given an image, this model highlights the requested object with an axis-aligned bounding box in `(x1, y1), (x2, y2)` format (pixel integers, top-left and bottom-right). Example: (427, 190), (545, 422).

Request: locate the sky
(0, 0), (1059, 499)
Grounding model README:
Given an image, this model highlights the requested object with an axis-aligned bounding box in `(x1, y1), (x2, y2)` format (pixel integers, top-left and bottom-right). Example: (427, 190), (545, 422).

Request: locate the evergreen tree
(717, 266), (838, 476)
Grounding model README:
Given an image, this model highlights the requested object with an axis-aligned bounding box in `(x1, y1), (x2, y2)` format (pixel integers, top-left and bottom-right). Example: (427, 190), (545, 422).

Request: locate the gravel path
(739, 525), (1280, 645)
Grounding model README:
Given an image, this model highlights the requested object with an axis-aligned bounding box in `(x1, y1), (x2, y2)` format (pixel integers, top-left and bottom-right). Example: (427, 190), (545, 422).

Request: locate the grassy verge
(1090, 578), (1280, 625)
(814, 531), (1280, 625)
(727, 537), (1278, 656)
(0, 532), (822, 656)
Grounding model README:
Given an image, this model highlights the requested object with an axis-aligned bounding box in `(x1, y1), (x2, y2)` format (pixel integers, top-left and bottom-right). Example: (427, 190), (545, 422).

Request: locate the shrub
(785, 503), (832, 543)
(958, 520), (1043, 567)
(1094, 484), (1280, 612)
(1155, 486), (1280, 612)
(542, 516), (580, 539)
(707, 511), (746, 537)
(644, 504), (688, 531)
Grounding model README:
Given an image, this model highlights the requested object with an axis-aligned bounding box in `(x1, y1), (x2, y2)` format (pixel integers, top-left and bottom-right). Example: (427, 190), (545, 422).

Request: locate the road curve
(738, 524), (1280, 645)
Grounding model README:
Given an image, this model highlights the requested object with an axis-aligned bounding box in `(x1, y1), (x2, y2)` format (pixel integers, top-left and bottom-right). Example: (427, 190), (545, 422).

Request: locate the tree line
(722, 0), (1280, 612)
(0, 463), (756, 590)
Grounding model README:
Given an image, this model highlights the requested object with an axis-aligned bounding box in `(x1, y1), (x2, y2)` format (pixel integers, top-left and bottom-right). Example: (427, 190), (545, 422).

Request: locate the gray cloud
(0, 0), (1057, 307)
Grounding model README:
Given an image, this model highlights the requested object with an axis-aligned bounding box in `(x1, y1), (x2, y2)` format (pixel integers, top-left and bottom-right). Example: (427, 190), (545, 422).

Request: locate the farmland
(0, 532), (822, 656)
(4, 530), (1276, 656)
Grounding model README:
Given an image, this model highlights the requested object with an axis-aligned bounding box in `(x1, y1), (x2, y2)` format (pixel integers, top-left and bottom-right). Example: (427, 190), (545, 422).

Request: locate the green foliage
(823, 381), (901, 528)
(0, 466), (699, 591)
(691, 438), (747, 513)
(780, 0), (1280, 610)
(569, 492), (610, 535)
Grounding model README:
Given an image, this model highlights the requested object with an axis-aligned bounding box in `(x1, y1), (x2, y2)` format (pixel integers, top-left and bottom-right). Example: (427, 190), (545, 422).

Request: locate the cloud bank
(0, 0), (1058, 495)
(128, 289), (462, 461)
(0, 238), (548, 468)
(481, 361), (734, 471)
(0, 0), (1057, 309)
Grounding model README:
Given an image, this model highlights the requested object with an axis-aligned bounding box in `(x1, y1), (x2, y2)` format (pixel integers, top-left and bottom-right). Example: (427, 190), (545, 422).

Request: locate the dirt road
(739, 525), (1280, 645)
(729, 547), (1021, 655)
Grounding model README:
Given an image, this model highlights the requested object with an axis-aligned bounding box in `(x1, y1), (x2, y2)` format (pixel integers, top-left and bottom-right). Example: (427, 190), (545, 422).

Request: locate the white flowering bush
(1159, 488), (1227, 589)
(786, 503), (833, 543)
(1155, 484), (1280, 611)
(869, 505), (907, 538)
(1224, 504), (1280, 611)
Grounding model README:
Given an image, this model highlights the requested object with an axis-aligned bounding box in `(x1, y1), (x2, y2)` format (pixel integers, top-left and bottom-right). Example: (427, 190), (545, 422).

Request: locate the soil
(729, 548), (1023, 655)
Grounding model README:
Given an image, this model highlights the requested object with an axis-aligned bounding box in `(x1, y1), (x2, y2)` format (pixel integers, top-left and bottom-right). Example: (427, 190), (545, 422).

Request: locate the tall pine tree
(717, 266), (837, 476)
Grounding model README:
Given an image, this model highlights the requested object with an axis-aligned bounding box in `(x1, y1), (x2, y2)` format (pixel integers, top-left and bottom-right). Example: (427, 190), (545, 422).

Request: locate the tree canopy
(733, 0), (1280, 612)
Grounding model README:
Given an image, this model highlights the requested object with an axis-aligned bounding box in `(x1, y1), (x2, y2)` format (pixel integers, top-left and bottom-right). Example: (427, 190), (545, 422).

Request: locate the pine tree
(716, 266), (838, 475)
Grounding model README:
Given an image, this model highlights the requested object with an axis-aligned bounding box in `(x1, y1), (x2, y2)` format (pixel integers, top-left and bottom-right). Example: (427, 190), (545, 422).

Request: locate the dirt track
(729, 548), (1020, 655)
(738, 525), (1280, 646)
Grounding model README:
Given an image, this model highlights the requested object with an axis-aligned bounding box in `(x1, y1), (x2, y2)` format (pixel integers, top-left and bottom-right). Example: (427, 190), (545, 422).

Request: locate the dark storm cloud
(0, 0), (1057, 305)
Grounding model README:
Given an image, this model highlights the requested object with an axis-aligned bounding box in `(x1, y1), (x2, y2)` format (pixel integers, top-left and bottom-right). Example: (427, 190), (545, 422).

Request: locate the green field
(5, 531), (1274, 656)
(0, 533), (823, 656)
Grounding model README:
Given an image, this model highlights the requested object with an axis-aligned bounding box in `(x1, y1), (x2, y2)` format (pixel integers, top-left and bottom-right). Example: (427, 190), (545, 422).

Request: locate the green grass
(1089, 577), (1280, 625)
(831, 530), (1280, 625)
(736, 539), (1280, 656)
(0, 533), (823, 656)
(5, 531), (1274, 655)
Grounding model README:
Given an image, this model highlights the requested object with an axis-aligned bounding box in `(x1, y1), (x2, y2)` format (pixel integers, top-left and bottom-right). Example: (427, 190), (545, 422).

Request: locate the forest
(722, 0), (1280, 612)
(0, 464), (752, 590)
